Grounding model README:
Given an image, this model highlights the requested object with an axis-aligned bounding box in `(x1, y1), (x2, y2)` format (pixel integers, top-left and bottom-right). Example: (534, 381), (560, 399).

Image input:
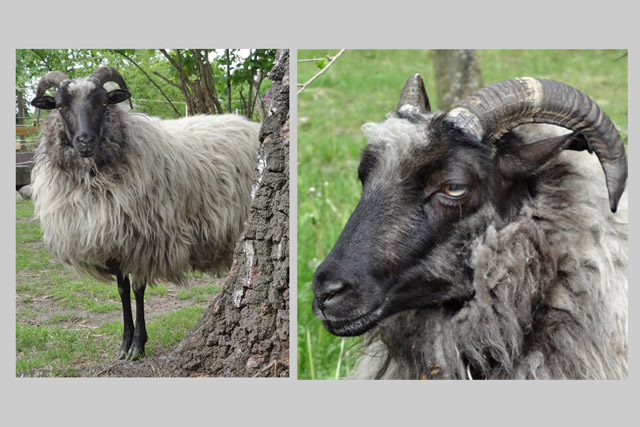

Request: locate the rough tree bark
(168, 49), (290, 377)
(99, 49), (290, 378)
(432, 50), (483, 110)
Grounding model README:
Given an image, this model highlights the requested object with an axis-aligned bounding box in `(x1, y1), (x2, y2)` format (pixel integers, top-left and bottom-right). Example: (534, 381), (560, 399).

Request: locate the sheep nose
(76, 133), (95, 145)
(74, 133), (97, 156)
(314, 280), (349, 312)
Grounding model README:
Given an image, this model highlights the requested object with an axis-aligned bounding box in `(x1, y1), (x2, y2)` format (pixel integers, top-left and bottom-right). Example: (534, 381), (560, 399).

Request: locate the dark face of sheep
(54, 79), (130, 157)
(31, 67), (132, 158)
(312, 75), (627, 337)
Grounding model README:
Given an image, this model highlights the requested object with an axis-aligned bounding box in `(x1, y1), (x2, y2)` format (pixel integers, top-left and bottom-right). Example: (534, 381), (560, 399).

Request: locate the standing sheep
(30, 67), (259, 360)
(312, 75), (628, 379)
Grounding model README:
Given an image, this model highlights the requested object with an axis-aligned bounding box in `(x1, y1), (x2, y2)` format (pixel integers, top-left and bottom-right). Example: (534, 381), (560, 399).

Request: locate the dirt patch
(17, 273), (225, 330)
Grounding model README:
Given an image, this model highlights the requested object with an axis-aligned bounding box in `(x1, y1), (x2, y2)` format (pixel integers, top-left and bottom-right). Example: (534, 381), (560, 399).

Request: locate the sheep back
(32, 110), (260, 286)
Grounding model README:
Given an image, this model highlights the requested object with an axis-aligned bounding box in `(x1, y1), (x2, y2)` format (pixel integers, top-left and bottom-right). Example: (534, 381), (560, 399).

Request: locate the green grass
(145, 306), (207, 352)
(16, 199), (222, 377)
(16, 323), (117, 376)
(16, 307), (206, 376)
(176, 285), (221, 302)
(296, 49), (628, 379)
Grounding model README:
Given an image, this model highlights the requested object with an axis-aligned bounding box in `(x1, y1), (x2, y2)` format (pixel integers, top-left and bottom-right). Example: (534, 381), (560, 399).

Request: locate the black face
(31, 78), (131, 158)
(311, 111), (586, 337)
(312, 121), (494, 336)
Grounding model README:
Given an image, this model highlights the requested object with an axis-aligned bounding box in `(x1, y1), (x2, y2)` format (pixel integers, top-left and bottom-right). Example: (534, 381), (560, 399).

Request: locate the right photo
(297, 49), (628, 380)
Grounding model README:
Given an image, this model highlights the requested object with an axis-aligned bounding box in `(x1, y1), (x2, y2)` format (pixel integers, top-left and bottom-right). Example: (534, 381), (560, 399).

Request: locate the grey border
(2, 0), (637, 424)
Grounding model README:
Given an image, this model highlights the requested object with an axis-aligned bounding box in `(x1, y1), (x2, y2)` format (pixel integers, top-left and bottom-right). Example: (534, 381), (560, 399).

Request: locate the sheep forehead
(66, 79), (97, 100)
(362, 116), (432, 178)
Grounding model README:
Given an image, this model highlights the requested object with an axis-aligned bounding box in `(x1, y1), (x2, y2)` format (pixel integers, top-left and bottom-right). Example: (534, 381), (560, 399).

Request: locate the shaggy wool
(32, 107), (259, 286)
(352, 124), (628, 380)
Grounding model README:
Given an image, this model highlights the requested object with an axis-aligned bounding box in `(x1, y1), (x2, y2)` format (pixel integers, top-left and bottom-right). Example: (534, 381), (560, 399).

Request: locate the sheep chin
(319, 299), (389, 337)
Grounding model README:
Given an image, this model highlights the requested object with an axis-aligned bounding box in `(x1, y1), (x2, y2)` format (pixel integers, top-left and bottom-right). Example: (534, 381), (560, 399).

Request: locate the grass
(16, 307), (206, 376)
(15, 199), (221, 377)
(176, 285), (221, 302)
(296, 49), (628, 379)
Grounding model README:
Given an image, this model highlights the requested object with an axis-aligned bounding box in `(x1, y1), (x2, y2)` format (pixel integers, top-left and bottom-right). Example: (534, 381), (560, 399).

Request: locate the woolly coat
(32, 108), (259, 286)
(352, 126), (628, 380)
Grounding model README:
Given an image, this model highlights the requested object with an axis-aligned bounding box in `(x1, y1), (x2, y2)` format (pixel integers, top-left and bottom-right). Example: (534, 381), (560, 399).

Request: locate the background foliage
(16, 49), (275, 124)
(297, 49), (628, 380)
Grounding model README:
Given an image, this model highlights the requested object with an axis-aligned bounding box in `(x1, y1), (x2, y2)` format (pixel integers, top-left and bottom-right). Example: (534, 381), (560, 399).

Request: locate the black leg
(116, 273), (134, 360)
(126, 282), (148, 361)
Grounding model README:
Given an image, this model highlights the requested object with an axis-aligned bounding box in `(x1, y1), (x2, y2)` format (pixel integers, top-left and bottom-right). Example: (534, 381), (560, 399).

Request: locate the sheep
(30, 67), (259, 361)
(311, 75), (628, 379)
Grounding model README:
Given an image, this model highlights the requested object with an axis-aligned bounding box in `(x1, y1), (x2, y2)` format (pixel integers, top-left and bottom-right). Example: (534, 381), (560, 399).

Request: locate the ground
(16, 199), (224, 377)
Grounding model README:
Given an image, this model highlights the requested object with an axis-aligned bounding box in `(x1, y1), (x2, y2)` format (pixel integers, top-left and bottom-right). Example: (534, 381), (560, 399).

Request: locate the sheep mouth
(313, 299), (390, 337)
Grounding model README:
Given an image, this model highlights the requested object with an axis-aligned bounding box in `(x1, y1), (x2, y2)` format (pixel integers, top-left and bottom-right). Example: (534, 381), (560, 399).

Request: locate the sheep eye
(102, 100), (108, 107)
(441, 184), (468, 198)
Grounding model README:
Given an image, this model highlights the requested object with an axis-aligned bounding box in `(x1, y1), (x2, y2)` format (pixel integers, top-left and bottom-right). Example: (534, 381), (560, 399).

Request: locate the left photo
(15, 49), (289, 377)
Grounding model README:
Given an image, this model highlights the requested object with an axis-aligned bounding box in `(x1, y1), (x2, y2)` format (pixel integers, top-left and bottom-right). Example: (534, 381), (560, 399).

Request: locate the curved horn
(89, 66), (133, 109)
(32, 71), (70, 123)
(397, 74), (430, 114)
(34, 71), (70, 99)
(445, 77), (627, 212)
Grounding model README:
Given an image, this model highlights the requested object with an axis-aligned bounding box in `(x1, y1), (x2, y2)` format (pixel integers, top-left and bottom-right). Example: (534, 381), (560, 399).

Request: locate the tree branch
(152, 71), (181, 88)
(297, 49), (347, 95)
(200, 49), (223, 114)
(225, 49), (232, 113)
(161, 49), (195, 114)
(31, 49), (52, 72)
(113, 49), (182, 117)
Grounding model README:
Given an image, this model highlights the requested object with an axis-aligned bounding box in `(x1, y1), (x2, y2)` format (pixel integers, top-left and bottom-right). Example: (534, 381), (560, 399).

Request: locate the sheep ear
(31, 96), (56, 110)
(108, 89), (132, 105)
(497, 132), (588, 179)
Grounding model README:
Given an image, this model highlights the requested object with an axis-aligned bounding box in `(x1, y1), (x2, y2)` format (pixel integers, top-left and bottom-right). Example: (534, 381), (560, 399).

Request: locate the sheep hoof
(126, 346), (145, 361)
(116, 338), (133, 360)
(116, 348), (128, 360)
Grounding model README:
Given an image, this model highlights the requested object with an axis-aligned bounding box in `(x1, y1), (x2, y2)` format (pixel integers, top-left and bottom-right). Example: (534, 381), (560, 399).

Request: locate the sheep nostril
(75, 133), (95, 145)
(320, 281), (349, 305)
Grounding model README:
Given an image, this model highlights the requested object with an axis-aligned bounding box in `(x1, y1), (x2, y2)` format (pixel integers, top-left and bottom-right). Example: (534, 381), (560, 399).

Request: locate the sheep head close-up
(31, 67), (132, 160)
(312, 75), (628, 379)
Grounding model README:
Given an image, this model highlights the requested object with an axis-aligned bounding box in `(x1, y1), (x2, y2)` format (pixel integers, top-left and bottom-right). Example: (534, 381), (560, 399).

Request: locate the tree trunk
(99, 49), (290, 378)
(432, 50), (483, 110)
(226, 49), (232, 113)
(16, 90), (26, 151)
(160, 49), (224, 115)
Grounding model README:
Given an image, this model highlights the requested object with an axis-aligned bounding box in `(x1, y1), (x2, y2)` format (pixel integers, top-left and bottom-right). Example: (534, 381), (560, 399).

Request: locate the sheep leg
(126, 282), (148, 361)
(116, 273), (135, 360)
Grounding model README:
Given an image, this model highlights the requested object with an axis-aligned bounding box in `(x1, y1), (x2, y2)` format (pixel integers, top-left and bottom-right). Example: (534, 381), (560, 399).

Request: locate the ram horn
(445, 77), (627, 212)
(397, 74), (431, 114)
(34, 71), (70, 99)
(89, 66), (133, 109)
(32, 71), (70, 123)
